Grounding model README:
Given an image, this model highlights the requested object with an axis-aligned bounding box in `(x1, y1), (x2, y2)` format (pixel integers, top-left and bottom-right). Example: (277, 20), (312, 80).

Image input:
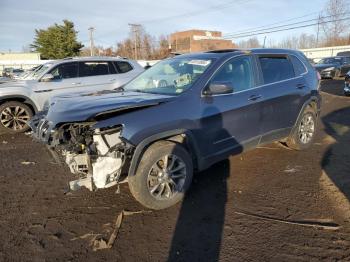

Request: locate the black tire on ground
(128, 140), (193, 210)
(286, 106), (317, 150)
(0, 101), (33, 134)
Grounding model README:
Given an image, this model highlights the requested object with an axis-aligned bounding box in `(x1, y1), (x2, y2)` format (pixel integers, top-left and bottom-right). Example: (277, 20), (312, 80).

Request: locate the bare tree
(115, 25), (170, 60)
(237, 37), (261, 48)
(320, 0), (350, 46)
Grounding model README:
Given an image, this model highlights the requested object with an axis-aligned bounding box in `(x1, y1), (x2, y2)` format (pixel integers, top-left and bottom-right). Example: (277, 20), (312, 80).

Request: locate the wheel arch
(288, 95), (321, 138)
(128, 129), (201, 177)
(0, 95), (38, 114)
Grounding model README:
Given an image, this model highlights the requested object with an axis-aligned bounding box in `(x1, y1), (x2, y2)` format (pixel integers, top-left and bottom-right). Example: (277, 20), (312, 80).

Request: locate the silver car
(0, 56), (144, 133)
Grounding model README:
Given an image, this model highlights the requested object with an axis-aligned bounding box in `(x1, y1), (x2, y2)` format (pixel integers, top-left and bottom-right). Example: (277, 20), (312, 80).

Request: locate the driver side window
(49, 62), (78, 80)
(211, 56), (254, 92)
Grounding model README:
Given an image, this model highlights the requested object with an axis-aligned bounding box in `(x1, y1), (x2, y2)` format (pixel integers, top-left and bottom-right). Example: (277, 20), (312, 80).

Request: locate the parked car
(344, 71), (350, 96)
(2, 67), (14, 77)
(314, 56), (350, 79)
(31, 49), (321, 210)
(337, 51), (350, 56)
(0, 56), (144, 133)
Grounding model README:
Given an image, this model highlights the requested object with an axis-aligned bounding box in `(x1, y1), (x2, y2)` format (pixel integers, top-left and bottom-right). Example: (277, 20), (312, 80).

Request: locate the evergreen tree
(31, 20), (83, 59)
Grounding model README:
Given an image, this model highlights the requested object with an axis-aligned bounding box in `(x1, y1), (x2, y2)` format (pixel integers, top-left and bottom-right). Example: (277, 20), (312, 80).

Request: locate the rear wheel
(286, 106), (317, 150)
(0, 101), (33, 134)
(128, 141), (193, 210)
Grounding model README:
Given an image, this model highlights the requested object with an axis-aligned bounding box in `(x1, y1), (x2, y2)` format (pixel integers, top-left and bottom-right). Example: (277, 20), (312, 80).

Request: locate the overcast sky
(0, 0), (328, 51)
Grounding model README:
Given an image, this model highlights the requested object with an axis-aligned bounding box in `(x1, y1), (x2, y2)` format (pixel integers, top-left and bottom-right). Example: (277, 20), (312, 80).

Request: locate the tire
(0, 101), (33, 134)
(128, 141), (193, 210)
(286, 106), (317, 150)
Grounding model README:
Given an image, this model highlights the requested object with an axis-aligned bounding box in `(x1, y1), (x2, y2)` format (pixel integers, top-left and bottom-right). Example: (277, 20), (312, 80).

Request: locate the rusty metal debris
(71, 210), (152, 251)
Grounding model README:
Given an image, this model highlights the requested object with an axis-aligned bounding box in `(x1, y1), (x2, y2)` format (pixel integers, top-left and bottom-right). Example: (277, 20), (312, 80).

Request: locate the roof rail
(62, 56), (127, 60)
(205, 49), (242, 53)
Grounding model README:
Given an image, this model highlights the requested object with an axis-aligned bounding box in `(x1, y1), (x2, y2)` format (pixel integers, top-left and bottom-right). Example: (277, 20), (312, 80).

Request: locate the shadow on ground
(322, 106), (350, 203)
(320, 79), (345, 96)
(168, 160), (230, 262)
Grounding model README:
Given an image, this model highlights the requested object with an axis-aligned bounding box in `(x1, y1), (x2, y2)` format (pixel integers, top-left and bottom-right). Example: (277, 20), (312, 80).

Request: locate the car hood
(46, 89), (176, 124)
(0, 79), (34, 87)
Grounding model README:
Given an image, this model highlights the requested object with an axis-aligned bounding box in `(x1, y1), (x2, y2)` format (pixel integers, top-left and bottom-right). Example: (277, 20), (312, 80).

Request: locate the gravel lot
(0, 80), (349, 262)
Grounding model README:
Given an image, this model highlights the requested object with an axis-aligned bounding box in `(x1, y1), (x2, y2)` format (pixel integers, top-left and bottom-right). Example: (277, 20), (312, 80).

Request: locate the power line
(223, 12), (349, 38)
(88, 0), (252, 42)
(136, 0), (252, 24)
(223, 11), (319, 36)
(222, 16), (350, 39)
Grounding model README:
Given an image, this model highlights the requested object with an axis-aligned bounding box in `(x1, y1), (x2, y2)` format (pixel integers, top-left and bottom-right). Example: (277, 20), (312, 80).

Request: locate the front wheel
(128, 141), (193, 210)
(286, 106), (317, 150)
(0, 101), (33, 134)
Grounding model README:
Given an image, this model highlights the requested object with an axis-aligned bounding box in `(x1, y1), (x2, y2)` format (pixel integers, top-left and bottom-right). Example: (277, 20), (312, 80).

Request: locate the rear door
(78, 61), (116, 90)
(256, 54), (308, 143)
(197, 55), (264, 159)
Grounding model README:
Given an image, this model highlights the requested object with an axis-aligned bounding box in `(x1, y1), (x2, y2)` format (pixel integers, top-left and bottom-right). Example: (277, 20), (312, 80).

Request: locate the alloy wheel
(0, 105), (31, 131)
(298, 113), (315, 144)
(147, 154), (187, 200)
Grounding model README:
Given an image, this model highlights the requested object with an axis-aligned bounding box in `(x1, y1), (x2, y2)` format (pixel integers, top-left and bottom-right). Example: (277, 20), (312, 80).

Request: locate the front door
(32, 62), (82, 110)
(197, 55), (264, 160)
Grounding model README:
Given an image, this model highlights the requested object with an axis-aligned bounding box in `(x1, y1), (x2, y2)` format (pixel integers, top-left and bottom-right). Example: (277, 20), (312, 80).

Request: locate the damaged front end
(32, 119), (132, 191)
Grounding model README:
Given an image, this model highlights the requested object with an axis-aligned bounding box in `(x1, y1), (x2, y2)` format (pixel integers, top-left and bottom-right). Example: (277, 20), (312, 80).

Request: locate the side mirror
(203, 81), (234, 96)
(40, 73), (54, 82)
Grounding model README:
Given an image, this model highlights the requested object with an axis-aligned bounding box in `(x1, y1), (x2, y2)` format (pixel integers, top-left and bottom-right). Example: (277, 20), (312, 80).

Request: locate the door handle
(71, 82), (81, 85)
(109, 79), (116, 82)
(248, 94), (262, 101)
(296, 84), (305, 89)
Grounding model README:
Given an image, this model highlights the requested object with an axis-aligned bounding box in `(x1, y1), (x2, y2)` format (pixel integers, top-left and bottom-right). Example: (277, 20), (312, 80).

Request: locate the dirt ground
(0, 80), (350, 262)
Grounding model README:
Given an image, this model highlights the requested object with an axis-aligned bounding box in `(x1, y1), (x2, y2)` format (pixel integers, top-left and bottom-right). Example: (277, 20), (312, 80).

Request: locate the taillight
(317, 71), (321, 81)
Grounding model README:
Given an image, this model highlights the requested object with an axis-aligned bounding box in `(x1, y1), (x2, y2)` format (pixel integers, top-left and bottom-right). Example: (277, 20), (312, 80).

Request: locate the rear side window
(290, 56), (307, 76)
(114, 61), (133, 73)
(79, 62), (110, 77)
(259, 56), (295, 84)
(49, 62), (78, 79)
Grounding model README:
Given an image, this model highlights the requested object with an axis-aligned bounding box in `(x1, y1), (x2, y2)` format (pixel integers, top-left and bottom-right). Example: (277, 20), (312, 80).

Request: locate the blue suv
(31, 49), (321, 209)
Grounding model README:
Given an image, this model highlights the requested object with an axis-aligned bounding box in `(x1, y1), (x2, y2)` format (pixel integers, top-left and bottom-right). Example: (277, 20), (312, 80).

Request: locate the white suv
(0, 56), (144, 133)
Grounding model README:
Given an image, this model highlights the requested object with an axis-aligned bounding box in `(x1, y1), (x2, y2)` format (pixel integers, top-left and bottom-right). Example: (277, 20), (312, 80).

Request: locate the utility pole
(88, 27), (95, 56)
(128, 23), (141, 60)
(263, 36), (267, 48)
(316, 14), (321, 48)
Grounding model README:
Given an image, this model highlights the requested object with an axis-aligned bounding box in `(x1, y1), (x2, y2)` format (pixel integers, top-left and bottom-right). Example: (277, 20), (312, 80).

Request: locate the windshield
(31, 63), (53, 79)
(317, 57), (343, 65)
(124, 57), (213, 95)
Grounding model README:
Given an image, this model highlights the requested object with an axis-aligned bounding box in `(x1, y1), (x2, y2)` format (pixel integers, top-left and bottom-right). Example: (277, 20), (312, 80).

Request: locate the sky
(0, 0), (329, 52)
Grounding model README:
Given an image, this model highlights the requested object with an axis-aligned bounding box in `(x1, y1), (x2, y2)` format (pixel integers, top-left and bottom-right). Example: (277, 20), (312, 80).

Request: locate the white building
(301, 45), (350, 62)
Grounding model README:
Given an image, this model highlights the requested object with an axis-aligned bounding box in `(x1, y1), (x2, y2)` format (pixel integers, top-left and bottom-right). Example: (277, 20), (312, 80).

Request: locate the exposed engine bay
(51, 124), (131, 191)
